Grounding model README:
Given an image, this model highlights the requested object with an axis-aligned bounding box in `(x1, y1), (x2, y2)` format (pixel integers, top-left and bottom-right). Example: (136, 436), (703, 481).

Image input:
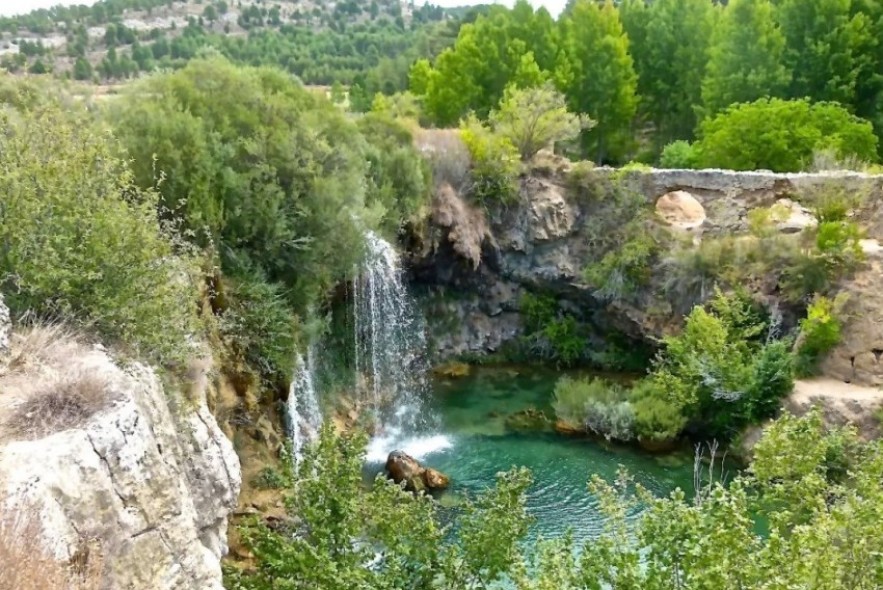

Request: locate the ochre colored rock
(385, 450), (450, 492)
(655, 190), (706, 230)
(554, 419), (584, 436)
(423, 467), (450, 489)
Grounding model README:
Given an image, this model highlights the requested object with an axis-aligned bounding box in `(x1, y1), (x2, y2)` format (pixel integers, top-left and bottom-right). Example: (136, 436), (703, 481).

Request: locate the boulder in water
(386, 450), (450, 492)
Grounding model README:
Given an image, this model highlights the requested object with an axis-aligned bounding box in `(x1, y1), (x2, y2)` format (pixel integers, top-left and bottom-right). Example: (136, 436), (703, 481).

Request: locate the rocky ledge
(0, 295), (241, 590)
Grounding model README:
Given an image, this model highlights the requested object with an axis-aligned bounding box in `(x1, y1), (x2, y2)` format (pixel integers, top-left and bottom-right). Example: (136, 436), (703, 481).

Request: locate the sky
(1, 0), (567, 19)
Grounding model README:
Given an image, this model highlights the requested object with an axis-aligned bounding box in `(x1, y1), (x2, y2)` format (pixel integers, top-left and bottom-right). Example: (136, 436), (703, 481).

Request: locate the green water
(422, 366), (701, 544)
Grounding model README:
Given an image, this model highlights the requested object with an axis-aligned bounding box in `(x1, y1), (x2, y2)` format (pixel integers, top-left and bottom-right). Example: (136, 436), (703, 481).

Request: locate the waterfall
(286, 346), (323, 462)
(354, 231), (447, 461)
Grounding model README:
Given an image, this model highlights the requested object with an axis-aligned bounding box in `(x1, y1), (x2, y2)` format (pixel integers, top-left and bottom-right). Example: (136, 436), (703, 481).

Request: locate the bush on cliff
(109, 55), (371, 314)
(0, 104), (202, 363)
(795, 295), (846, 377)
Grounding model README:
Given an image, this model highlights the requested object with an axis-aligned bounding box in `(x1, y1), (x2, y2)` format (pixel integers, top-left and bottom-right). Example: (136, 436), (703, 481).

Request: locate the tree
(776, 0), (873, 106)
(421, 2), (559, 126)
(0, 103), (201, 363)
(203, 3), (217, 24)
(638, 0), (717, 143)
(488, 83), (589, 161)
(557, 0), (637, 163)
(701, 0), (790, 117)
(72, 56), (92, 80)
(696, 98), (879, 171)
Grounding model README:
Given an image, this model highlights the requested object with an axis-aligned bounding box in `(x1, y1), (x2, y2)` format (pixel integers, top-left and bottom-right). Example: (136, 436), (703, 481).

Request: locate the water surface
(371, 366), (705, 545)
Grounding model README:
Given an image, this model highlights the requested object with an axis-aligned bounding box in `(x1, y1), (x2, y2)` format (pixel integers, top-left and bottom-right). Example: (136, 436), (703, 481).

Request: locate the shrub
(745, 340), (794, 422)
(3, 371), (111, 441)
(584, 232), (657, 302)
(358, 112), (430, 233)
(489, 83), (590, 162)
(795, 295), (846, 376)
(414, 128), (471, 191)
(553, 376), (635, 441)
(460, 113), (521, 206)
(659, 140), (700, 169)
(696, 98), (879, 172)
(219, 272), (299, 389)
(629, 380), (687, 443)
(110, 56), (370, 313)
(0, 104), (202, 363)
(518, 293), (587, 367)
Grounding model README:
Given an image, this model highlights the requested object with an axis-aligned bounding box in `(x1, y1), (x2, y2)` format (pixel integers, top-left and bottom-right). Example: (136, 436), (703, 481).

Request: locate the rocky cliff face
(0, 295), (241, 590)
(409, 166), (883, 386)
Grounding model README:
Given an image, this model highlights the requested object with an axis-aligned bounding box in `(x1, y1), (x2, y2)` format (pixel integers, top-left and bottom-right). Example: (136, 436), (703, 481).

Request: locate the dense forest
(409, 0), (883, 164)
(4, 0), (883, 165)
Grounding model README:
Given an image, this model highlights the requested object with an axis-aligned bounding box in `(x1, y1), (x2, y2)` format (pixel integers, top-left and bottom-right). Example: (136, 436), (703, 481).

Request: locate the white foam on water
(365, 433), (454, 463)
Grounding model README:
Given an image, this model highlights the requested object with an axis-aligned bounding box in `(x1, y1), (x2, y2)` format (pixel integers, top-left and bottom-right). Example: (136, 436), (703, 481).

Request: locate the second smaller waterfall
(286, 346), (323, 462)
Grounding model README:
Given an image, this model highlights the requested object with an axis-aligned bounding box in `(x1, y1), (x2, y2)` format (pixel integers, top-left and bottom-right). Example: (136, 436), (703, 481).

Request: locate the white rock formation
(0, 328), (241, 590)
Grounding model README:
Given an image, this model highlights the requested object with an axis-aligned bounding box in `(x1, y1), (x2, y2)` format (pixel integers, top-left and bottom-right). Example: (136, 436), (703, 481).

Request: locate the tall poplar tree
(557, 0), (638, 162)
(776, 0), (874, 106)
(640, 0), (717, 143)
(701, 0), (790, 117)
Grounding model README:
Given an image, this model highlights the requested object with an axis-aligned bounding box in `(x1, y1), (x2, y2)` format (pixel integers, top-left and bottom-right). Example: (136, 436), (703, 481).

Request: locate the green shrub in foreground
(0, 104), (202, 363)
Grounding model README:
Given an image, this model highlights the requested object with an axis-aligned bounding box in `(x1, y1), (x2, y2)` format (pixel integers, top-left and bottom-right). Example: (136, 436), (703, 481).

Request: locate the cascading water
(353, 231), (448, 461)
(286, 346), (323, 462)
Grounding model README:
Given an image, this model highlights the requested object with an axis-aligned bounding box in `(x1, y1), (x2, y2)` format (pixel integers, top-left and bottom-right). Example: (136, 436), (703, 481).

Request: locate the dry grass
(2, 323), (88, 377)
(0, 506), (102, 590)
(2, 371), (111, 441)
(414, 128), (471, 191)
(0, 324), (113, 442)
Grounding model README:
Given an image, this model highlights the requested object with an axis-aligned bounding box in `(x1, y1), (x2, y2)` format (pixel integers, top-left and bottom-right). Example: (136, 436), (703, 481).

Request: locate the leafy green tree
(420, 2), (559, 125)
(227, 425), (533, 590)
(488, 83), (589, 161)
(557, 0), (638, 163)
(0, 102), (202, 363)
(637, 0), (717, 143)
(696, 97), (879, 171)
(701, 0), (790, 117)
(795, 295), (847, 376)
(776, 0), (873, 106)
(72, 56), (92, 80)
(110, 56), (370, 314)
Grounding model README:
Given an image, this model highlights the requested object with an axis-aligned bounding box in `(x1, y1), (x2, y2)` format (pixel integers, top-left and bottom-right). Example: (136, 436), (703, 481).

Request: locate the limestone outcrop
(409, 166), (883, 382)
(0, 323), (241, 590)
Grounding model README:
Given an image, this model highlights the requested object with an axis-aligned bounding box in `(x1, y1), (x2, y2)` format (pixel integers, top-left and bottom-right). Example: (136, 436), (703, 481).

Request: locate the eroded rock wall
(410, 166), (883, 386)
(0, 316), (241, 590)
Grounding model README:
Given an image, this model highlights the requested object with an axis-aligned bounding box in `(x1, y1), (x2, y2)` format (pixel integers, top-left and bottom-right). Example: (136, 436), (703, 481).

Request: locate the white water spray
(286, 346), (323, 462)
(354, 231), (446, 460)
